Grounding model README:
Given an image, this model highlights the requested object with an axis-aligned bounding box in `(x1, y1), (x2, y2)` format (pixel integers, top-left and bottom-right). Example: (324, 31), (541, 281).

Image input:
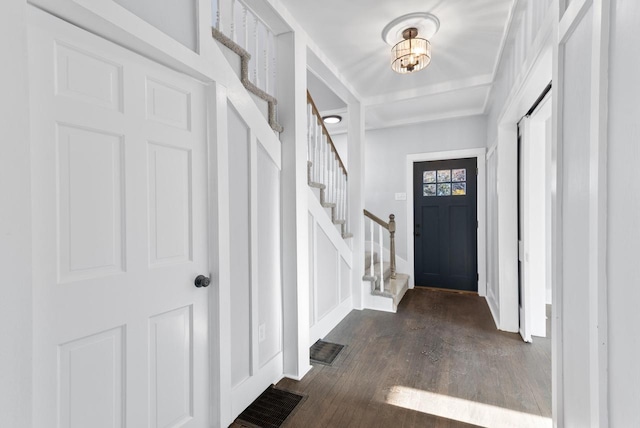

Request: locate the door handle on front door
(194, 275), (210, 288)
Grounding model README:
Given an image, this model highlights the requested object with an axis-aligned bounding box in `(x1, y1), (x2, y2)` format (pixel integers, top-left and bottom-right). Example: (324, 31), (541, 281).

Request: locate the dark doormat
(235, 385), (305, 428)
(310, 339), (345, 365)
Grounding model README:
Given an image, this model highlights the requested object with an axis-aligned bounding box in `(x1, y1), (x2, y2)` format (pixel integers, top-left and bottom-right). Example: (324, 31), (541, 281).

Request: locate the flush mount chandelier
(391, 28), (430, 73)
(382, 12), (440, 74)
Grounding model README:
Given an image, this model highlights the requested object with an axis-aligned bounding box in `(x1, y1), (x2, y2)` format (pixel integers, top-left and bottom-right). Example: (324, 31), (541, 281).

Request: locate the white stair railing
(307, 91), (350, 238)
(213, 0), (277, 97)
(363, 210), (396, 292)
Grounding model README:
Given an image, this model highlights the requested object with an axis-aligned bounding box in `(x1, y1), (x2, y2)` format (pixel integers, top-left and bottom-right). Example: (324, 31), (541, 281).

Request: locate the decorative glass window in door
(423, 168), (467, 196)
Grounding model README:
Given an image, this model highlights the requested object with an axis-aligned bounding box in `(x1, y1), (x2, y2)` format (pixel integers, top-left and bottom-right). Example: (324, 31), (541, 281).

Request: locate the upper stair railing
(212, 0), (282, 132)
(307, 91), (350, 238)
(363, 210), (396, 292)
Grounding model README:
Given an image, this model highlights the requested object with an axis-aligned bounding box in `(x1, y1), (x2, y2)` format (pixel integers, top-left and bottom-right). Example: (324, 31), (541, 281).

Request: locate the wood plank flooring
(274, 288), (551, 428)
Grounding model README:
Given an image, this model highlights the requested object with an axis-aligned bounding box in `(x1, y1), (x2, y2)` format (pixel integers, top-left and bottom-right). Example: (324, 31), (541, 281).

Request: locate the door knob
(194, 275), (210, 288)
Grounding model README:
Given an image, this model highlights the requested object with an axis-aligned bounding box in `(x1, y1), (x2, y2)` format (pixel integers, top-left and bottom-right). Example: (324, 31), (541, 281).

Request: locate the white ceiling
(280, 0), (515, 131)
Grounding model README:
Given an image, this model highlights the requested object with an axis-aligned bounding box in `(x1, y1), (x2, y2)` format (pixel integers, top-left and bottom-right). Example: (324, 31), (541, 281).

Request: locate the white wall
(0, 1), (32, 427)
(364, 116), (487, 262)
(485, 0), (553, 334)
(554, 0), (615, 424)
(607, 0), (640, 425)
(226, 101), (284, 416)
(278, 30), (312, 381)
(332, 133), (348, 171)
(486, 0), (554, 146)
(562, 15), (592, 420)
(114, 0), (198, 50)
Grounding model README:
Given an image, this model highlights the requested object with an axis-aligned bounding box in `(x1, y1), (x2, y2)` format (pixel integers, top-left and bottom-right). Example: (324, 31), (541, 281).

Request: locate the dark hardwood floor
(275, 288), (551, 428)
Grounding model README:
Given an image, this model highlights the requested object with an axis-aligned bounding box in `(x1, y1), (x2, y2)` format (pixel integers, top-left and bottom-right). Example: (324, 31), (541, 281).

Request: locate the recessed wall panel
(316, 228), (339, 320)
(227, 105), (251, 387)
(309, 213), (316, 326)
(340, 256), (351, 302)
(58, 125), (124, 282)
(149, 306), (193, 428)
(146, 78), (192, 130)
(55, 43), (122, 111)
(148, 143), (193, 266)
(257, 144), (282, 367)
(58, 327), (125, 428)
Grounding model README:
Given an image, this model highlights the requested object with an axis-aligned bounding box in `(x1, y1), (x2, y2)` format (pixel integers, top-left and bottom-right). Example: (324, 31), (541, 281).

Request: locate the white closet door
(28, 8), (210, 428)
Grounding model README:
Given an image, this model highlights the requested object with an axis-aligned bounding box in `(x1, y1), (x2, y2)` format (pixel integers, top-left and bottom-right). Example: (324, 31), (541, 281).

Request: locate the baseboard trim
(485, 287), (500, 330)
(310, 297), (353, 344)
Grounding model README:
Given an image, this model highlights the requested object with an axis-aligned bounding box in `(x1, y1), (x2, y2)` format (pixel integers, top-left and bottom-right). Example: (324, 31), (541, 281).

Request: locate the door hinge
(477, 220), (479, 228)
(477, 273), (479, 281)
(476, 167), (479, 176)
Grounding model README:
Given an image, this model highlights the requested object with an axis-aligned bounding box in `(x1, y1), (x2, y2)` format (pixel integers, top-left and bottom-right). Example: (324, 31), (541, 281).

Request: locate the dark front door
(413, 158), (478, 292)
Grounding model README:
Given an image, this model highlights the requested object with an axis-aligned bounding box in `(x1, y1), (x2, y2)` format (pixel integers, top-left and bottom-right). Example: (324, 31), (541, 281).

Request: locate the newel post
(389, 214), (396, 279)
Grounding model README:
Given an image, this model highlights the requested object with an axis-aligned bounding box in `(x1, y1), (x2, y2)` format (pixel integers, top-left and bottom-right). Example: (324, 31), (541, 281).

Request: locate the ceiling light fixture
(382, 12), (440, 75)
(323, 115), (342, 124)
(391, 28), (430, 74)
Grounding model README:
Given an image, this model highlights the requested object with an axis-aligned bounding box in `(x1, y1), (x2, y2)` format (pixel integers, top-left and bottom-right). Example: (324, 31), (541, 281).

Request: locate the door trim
(405, 148), (487, 296)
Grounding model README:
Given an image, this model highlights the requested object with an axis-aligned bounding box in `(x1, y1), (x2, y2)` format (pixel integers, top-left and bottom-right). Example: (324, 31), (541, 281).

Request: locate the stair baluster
(306, 91), (351, 239)
(363, 210), (397, 291)
(378, 221), (384, 292)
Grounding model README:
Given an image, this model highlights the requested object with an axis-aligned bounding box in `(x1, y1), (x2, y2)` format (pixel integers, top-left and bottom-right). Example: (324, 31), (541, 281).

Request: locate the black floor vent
(235, 385), (304, 428)
(310, 339), (345, 366)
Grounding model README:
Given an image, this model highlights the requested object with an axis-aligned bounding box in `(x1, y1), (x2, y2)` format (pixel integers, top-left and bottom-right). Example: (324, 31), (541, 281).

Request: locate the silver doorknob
(194, 275), (210, 288)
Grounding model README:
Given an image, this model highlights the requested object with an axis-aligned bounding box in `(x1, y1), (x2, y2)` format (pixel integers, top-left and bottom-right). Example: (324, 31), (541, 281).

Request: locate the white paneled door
(29, 9), (210, 428)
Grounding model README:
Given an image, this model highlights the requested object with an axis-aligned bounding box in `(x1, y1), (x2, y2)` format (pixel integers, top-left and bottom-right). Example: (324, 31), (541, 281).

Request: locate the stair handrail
(363, 210), (397, 287)
(363, 209), (388, 229)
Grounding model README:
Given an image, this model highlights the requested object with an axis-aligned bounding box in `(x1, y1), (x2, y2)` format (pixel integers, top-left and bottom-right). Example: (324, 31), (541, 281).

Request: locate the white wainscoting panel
(308, 188), (353, 343)
(257, 143), (282, 367)
(308, 212), (315, 326)
(340, 256), (351, 303)
(228, 104), (252, 388)
(316, 226), (339, 320)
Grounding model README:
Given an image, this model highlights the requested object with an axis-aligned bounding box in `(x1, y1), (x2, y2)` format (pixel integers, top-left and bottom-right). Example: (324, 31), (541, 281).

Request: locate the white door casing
(518, 118), (533, 343)
(29, 9), (210, 428)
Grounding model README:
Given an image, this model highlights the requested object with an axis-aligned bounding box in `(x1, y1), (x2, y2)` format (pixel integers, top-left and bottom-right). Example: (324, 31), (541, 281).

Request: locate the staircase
(362, 211), (410, 312)
(305, 91), (408, 312)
